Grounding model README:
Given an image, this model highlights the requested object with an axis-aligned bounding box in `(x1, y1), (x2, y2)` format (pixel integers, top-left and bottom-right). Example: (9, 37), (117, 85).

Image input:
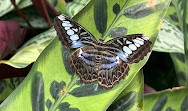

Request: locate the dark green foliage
(31, 72), (45, 111)
(109, 27), (128, 38)
(123, 1), (166, 19)
(113, 3), (120, 15)
(50, 80), (66, 101)
(61, 45), (75, 75)
(94, 0), (107, 35)
(58, 102), (80, 111)
(181, 96), (188, 111)
(107, 91), (138, 111)
(46, 99), (52, 109)
(152, 94), (167, 111)
(70, 82), (106, 97)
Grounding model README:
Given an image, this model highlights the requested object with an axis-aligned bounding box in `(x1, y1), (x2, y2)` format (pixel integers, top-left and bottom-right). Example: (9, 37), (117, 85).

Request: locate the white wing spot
(135, 43), (140, 47)
(65, 27), (70, 30)
(142, 36), (150, 40)
(62, 23), (72, 27)
(58, 15), (65, 21)
(116, 56), (120, 64)
(123, 38), (127, 42)
(117, 39), (123, 45)
(136, 38), (144, 41)
(67, 29), (74, 35)
(124, 52), (129, 57)
(72, 28), (78, 32)
(63, 21), (70, 23)
(80, 32), (88, 36)
(123, 46), (132, 54)
(126, 40), (132, 44)
(79, 49), (83, 57)
(133, 39), (144, 45)
(70, 34), (79, 41)
(129, 44), (137, 51)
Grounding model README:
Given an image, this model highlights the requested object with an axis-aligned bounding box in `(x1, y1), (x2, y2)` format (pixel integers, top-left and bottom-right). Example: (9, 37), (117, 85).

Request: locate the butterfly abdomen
(94, 54), (101, 71)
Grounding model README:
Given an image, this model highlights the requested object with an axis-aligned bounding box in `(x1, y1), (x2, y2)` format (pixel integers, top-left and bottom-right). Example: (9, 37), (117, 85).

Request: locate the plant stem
(172, 0), (183, 31)
(183, 0), (188, 86)
(41, 0), (53, 27)
(49, 75), (78, 111)
(10, 0), (34, 31)
(103, 0), (130, 39)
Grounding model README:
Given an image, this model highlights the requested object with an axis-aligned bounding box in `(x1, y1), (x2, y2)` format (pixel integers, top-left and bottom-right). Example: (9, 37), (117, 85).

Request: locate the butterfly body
(54, 15), (152, 89)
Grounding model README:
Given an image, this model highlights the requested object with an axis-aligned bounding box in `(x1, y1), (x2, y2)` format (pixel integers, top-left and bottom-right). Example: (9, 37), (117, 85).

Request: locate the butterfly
(54, 15), (152, 89)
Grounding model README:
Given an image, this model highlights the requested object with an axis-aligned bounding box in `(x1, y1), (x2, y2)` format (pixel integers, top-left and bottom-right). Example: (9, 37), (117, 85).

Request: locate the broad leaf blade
(0, 0), (21, 17)
(163, 0), (188, 86)
(153, 18), (184, 54)
(107, 70), (144, 111)
(0, 0), (170, 110)
(0, 28), (55, 68)
(66, 0), (90, 18)
(144, 87), (188, 111)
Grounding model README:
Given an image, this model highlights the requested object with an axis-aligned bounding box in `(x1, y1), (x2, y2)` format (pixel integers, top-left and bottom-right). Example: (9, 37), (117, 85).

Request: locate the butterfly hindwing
(69, 46), (98, 83)
(69, 46), (130, 89)
(98, 53), (130, 89)
(54, 15), (97, 49)
(105, 34), (152, 63)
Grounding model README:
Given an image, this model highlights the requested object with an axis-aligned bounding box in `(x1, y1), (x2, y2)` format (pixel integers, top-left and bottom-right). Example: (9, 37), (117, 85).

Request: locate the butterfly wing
(98, 54), (130, 89)
(54, 15), (97, 49)
(104, 34), (152, 64)
(69, 46), (98, 83)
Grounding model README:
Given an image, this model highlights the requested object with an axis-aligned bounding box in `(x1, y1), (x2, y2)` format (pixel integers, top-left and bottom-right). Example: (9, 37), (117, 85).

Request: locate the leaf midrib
(103, 0), (130, 39)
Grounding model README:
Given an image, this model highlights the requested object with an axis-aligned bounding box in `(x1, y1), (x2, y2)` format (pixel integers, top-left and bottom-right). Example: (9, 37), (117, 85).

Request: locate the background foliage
(0, 0), (188, 111)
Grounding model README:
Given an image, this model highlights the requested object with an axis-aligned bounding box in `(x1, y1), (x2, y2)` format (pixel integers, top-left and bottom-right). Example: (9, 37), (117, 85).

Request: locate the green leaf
(165, 0), (183, 31)
(0, 0), (170, 110)
(94, 0), (107, 35)
(108, 27), (128, 38)
(18, 0), (33, 9)
(162, 0), (188, 86)
(31, 72), (45, 111)
(107, 70), (144, 111)
(122, 1), (167, 19)
(66, 0), (90, 18)
(170, 53), (186, 86)
(144, 87), (188, 111)
(0, 6), (51, 28)
(0, 0), (21, 17)
(0, 28), (55, 68)
(0, 81), (13, 102)
(153, 18), (184, 53)
(48, 0), (66, 14)
(46, 99), (52, 109)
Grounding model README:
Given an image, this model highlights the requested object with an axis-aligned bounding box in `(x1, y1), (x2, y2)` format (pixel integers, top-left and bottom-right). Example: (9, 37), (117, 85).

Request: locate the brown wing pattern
(104, 34), (152, 64)
(69, 46), (98, 83)
(98, 58), (130, 89)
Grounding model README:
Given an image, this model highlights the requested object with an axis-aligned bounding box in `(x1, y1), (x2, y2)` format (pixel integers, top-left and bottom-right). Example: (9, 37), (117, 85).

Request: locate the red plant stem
(45, 1), (60, 16)
(10, 0), (33, 30)
(41, 0), (53, 27)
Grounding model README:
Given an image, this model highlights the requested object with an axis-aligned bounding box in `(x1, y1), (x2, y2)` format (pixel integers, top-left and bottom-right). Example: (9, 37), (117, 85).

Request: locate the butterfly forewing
(104, 34), (152, 63)
(54, 15), (97, 49)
